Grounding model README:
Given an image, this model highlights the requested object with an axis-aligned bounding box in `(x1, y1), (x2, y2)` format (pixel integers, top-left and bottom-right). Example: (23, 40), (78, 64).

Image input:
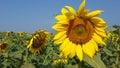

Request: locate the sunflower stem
(115, 44), (120, 68)
(78, 61), (82, 68)
(24, 49), (29, 64)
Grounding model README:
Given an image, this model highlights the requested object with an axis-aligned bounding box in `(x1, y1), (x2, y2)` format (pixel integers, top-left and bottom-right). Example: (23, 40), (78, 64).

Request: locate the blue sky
(0, 0), (120, 33)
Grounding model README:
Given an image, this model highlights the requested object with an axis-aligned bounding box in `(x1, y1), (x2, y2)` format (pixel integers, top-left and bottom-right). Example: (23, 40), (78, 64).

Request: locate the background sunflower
(27, 30), (49, 54)
(0, 42), (8, 52)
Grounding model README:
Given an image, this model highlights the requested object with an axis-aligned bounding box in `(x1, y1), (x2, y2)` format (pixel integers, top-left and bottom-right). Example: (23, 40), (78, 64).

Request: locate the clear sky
(0, 0), (120, 33)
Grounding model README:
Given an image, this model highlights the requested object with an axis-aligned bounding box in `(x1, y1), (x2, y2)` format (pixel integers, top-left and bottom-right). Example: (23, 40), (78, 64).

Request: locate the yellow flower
(16, 32), (26, 37)
(52, 0), (107, 61)
(6, 31), (13, 37)
(27, 30), (49, 54)
(53, 58), (68, 64)
(0, 42), (8, 52)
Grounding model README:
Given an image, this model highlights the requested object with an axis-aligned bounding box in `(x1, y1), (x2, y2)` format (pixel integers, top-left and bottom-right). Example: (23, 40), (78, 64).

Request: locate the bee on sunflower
(52, 0), (107, 61)
(27, 30), (49, 54)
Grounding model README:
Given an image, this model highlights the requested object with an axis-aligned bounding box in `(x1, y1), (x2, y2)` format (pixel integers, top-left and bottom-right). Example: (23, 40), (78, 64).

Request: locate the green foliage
(101, 26), (120, 68)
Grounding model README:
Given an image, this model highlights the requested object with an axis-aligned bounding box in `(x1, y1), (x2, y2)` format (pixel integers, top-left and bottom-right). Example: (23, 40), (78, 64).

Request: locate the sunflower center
(67, 17), (94, 44)
(32, 33), (46, 48)
(74, 25), (85, 35)
(0, 43), (8, 49)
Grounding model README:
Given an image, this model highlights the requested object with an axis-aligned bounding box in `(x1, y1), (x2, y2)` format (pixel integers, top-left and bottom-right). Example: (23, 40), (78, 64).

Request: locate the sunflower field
(0, 0), (120, 68)
(0, 25), (120, 68)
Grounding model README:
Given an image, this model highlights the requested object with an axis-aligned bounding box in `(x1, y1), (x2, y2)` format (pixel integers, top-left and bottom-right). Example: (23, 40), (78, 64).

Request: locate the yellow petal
(91, 17), (107, 28)
(91, 39), (98, 51)
(82, 8), (90, 16)
(82, 39), (96, 58)
(92, 33), (106, 46)
(55, 15), (67, 21)
(60, 38), (69, 51)
(61, 41), (72, 58)
(56, 21), (69, 24)
(68, 42), (76, 58)
(61, 7), (75, 20)
(95, 27), (106, 32)
(52, 23), (67, 31)
(27, 38), (33, 48)
(95, 27), (107, 37)
(61, 8), (69, 15)
(86, 10), (103, 18)
(65, 6), (77, 16)
(84, 8), (90, 14)
(96, 23), (107, 27)
(76, 45), (83, 61)
(67, 15), (75, 20)
(78, 0), (86, 16)
(54, 34), (67, 44)
(53, 31), (66, 40)
(91, 17), (105, 22)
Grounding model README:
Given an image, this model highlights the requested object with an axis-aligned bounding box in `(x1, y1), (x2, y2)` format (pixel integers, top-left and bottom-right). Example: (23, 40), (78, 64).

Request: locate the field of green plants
(0, 25), (119, 68)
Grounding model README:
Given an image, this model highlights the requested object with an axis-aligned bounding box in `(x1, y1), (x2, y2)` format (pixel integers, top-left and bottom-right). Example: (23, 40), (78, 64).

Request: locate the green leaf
(103, 48), (113, 56)
(2, 60), (11, 67)
(110, 27), (117, 32)
(65, 64), (78, 68)
(83, 53), (106, 68)
(21, 63), (35, 68)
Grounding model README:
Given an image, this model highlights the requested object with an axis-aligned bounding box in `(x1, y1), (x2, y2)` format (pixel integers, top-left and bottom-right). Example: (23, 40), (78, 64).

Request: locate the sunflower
(27, 30), (49, 54)
(0, 42), (8, 52)
(52, 0), (107, 61)
(16, 32), (26, 37)
(5, 31), (13, 37)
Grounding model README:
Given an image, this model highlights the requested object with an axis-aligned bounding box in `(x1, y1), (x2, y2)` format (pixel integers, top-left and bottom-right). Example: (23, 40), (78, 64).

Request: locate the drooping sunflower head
(27, 30), (49, 54)
(52, 0), (107, 61)
(0, 42), (9, 52)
